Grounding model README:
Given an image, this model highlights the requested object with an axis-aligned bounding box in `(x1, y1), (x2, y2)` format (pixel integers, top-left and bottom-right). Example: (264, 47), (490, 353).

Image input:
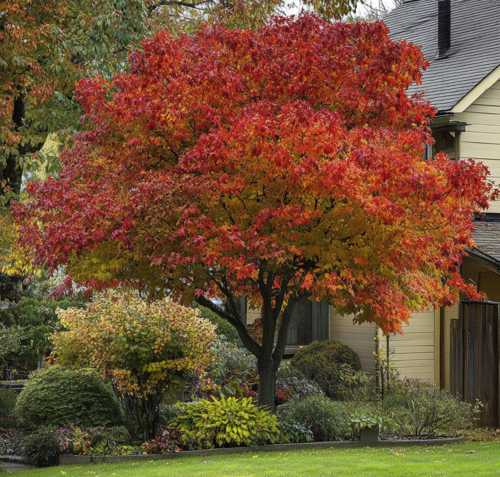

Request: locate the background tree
(16, 15), (497, 408)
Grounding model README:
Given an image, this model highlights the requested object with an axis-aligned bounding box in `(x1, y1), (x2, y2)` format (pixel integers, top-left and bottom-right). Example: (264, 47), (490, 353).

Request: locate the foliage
(57, 426), (134, 455)
(141, 428), (181, 454)
(0, 295), (85, 376)
(276, 395), (350, 441)
(16, 15), (497, 409)
(276, 362), (323, 404)
(0, 389), (18, 428)
(379, 378), (477, 438)
(191, 302), (239, 343)
(50, 291), (217, 440)
(349, 408), (397, 434)
(159, 404), (186, 428)
(335, 364), (373, 402)
(290, 341), (362, 399)
(0, 0), (362, 205)
(14, 365), (122, 428)
(172, 397), (281, 449)
(207, 338), (258, 399)
(279, 420), (314, 443)
(23, 427), (60, 467)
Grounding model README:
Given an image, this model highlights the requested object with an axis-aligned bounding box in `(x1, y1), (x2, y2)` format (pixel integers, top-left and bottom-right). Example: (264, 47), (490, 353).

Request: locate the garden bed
(58, 437), (467, 466)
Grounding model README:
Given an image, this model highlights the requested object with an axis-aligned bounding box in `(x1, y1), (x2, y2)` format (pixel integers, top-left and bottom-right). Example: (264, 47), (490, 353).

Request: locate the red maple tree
(16, 15), (497, 408)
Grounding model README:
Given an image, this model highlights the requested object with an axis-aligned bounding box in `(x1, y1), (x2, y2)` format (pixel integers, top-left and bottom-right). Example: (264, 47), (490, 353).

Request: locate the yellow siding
(478, 272), (500, 301)
(455, 79), (500, 213)
(329, 308), (377, 376)
(246, 305), (260, 325)
(382, 310), (436, 382)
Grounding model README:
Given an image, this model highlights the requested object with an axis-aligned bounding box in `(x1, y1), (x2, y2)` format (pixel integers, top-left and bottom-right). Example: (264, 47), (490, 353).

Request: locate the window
(286, 299), (330, 347)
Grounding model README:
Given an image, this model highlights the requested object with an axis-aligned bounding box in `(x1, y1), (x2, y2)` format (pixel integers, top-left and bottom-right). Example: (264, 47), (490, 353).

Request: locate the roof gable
(384, 0), (500, 112)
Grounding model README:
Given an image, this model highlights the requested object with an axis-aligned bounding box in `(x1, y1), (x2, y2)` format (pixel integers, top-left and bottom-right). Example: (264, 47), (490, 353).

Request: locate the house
(245, 0), (500, 391)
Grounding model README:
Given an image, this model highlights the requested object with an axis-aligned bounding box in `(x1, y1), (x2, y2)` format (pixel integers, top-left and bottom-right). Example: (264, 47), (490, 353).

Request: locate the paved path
(1, 457), (34, 473)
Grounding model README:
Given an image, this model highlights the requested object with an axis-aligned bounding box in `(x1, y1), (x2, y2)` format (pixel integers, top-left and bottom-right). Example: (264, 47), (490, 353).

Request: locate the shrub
(276, 395), (350, 441)
(188, 337), (258, 400)
(159, 404), (185, 427)
(379, 378), (477, 438)
(50, 291), (218, 440)
(0, 296), (85, 375)
(141, 428), (180, 454)
(15, 366), (122, 428)
(191, 302), (239, 344)
(23, 427), (60, 467)
(276, 362), (322, 404)
(290, 340), (361, 399)
(58, 426), (132, 455)
(172, 397), (281, 449)
(0, 388), (18, 427)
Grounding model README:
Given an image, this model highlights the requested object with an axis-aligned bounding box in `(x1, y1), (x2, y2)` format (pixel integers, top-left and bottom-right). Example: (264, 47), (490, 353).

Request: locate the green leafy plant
(276, 395), (350, 441)
(276, 362), (322, 404)
(379, 378), (478, 438)
(23, 427), (60, 467)
(188, 337), (258, 400)
(290, 341), (362, 400)
(0, 388), (18, 427)
(0, 296), (85, 376)
(279, 420), (314, 443)
(191, 302), (239, 343)
(15, 366), (122, 428)
(349, 409), (397, 434)
(159, 404), (186, 428)
(172, 397), (281, 449)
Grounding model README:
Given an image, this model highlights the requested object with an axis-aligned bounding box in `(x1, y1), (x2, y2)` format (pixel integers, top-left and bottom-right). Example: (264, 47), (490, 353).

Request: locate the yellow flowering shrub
(50, 290), (217, 439)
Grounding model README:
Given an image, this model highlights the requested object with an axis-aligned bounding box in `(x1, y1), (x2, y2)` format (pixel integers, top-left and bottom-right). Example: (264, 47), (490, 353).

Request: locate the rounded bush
(15, 366), (122, 427)
(277, 395), (350, 441)
(290, 340), (361, 399)
(23, 427), (60, 467)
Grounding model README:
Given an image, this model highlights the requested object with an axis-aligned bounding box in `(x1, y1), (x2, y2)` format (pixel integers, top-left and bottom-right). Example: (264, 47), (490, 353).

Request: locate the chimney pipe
(438, 0), (451, 56)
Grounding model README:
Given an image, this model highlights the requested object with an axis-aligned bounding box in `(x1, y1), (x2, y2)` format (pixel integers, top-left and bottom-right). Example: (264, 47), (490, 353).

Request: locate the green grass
(7, 442), (500, 477)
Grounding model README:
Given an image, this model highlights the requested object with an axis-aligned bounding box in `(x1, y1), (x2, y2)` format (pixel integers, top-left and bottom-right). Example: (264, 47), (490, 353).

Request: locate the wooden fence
(450, 300), (500, 428)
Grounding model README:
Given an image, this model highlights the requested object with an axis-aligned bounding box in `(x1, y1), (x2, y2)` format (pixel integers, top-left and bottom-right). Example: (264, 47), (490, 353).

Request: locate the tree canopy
(15, 15), (497, 407)
(0, 0), (362, 203)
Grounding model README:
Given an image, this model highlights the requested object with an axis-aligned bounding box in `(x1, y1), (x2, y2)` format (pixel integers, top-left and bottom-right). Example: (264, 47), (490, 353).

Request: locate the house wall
(329, 309), (377, 376)
(382, 309), (438, 383)
(455, 78), (500, 213)
(329, 308), (439, 384)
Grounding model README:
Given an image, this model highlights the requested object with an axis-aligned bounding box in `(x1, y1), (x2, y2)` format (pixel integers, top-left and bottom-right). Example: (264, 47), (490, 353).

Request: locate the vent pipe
(438, 0), (451, 56)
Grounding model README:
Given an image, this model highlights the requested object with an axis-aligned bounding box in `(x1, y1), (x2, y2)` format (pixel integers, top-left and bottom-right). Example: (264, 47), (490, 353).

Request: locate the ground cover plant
(9, 442), (500, 477)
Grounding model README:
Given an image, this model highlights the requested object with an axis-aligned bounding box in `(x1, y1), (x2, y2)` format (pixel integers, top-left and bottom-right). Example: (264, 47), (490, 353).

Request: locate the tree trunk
(257, 355), (276, 409)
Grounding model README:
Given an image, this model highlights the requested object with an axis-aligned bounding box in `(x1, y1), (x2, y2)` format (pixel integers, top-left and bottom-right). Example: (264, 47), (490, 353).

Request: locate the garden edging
(58, 437), (468, 466)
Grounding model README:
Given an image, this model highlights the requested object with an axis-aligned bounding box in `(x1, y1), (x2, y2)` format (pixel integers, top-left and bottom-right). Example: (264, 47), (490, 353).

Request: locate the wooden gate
(450, 300), (500, 428)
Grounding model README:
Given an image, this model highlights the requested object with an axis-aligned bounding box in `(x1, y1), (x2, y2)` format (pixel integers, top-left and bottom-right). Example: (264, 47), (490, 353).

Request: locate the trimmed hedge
(290, 340), (361, 399)
(15, 366), (123, 427)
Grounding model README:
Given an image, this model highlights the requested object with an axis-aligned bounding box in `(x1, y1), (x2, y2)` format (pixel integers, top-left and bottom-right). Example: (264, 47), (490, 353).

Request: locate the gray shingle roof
(384, 0), (500, 112)
(472, 221), (500, 263)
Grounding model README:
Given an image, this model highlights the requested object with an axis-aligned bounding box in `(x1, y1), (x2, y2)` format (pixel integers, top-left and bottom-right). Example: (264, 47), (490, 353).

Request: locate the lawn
(5, 442), (500, 477)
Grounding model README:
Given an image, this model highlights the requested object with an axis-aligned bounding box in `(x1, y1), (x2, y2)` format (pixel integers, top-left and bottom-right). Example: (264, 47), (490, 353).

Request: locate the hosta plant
(172, 397), (281, 449)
